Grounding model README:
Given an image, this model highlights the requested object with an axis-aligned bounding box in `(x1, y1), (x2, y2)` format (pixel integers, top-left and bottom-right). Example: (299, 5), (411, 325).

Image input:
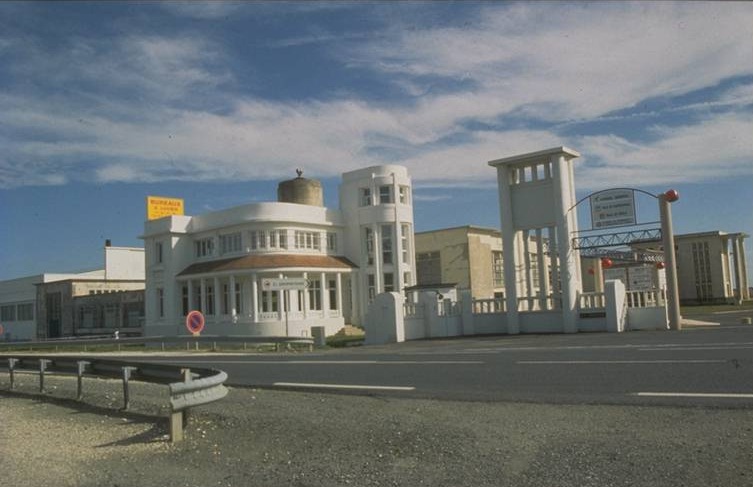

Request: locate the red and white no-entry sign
(185, 310), (205, 335)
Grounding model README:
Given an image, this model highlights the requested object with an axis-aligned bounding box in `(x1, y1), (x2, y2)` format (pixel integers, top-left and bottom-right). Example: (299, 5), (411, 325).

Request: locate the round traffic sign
(185, 310), (205, 335)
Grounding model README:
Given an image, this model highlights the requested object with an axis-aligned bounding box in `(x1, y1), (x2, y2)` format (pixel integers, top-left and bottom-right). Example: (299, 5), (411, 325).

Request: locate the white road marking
(639, 346), (753, 352)
(162, 360), (483, 365)
(517, 359), (727, 365)
(273, 382), (416, 391)
(634, 392), (753, 399)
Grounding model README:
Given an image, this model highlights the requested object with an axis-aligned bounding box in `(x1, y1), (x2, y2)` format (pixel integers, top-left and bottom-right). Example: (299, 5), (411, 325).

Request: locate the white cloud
(576, 112), (753, 190)
(347, 2), (753, 123)
(0, 3), (751, 191)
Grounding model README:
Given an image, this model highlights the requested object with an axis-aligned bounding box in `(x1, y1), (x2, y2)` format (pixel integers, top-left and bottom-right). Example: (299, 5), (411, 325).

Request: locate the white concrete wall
(105, 246), (145, 280)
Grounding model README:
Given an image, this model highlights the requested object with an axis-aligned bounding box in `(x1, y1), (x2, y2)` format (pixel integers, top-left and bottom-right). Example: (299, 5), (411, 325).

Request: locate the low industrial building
(0, 244), (145, 340)
(141, 166), (416, 338)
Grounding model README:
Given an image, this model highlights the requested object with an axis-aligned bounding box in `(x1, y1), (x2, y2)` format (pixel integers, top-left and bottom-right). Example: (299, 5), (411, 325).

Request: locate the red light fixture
(588, 268), (595, 275)
(601, 257), (613, 269)
(664, 189), (679, 202)
(656, 262), (666, 269)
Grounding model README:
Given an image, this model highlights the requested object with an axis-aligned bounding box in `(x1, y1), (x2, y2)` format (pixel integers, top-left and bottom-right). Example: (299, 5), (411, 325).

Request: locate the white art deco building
(141, 165), (415, 337)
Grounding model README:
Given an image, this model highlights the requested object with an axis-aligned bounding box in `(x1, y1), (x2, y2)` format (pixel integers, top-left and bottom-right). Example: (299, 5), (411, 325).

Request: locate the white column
(496, 164), (519, 334)
(739, 237), (750, 300)
(251, 274), (259, 321)
(373, 223), (382, 292)
(336, 273), (343, 315)
(536, 229), (549, 310)
(523, 230), (533, 306)
(320, 272), (327, 313)
(303, 272), (309, 319)
(278, 273), (284, 321)
(552, 154), (579, 333)
(229, 275), (237, 317)
(732, 236), (745, 304)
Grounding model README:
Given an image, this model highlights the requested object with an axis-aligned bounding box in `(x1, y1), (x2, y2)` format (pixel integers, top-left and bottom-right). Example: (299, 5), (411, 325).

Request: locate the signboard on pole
(185, 310), (205, 335)
(590, 189), (636, 229)
(261, 278), (309, 291)
(147, 196), (185, 220)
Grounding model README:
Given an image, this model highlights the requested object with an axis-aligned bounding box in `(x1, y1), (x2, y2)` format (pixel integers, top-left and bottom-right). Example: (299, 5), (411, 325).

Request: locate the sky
(0, 1), (751, 281)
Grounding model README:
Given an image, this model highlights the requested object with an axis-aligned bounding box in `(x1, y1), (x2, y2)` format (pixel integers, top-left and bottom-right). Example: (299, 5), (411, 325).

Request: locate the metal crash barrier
(2, 356), (228, 442)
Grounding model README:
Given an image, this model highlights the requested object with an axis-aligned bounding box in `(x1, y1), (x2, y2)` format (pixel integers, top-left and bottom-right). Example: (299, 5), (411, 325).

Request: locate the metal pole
(659, 191), (682, 330)
(8, 358), (17, 390)
(39, 359), (49, 393)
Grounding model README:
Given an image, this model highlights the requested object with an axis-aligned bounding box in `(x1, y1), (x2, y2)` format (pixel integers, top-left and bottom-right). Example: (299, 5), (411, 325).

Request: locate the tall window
(182, 285), (189, 316)
(261, 291), (278, 313)
(193, 285), (202, 311)
(381, 224), (393, 265)
(220, 233), (242, 255)
(222, 284), (229, 314)
(157, 288), (164, 318)
(327, 232), (337, 252)
(360, 187), (372, 206)
(195, 238), (214, 257)
(308, 278), (322, 310)
(295, 231), (321, 250)
(401, 224), (410, 264)
(156, 241), (163, 264)
(492, 251), (505, 288)
(270, 229), (288, 249)
(367, 274), (376, 303)
(403, 272), (412, 288)
(364, 227), (374, 265)
(379, 185), (392, 204)
(328, 279), (338, 310)
(383, 272), (394, 292)
(235, 282), (243, 313)
(250, 230), (267, 250)
(206, 285), (215, 315)
(0, 305), (16, 321)
(399, 185), (410, 204)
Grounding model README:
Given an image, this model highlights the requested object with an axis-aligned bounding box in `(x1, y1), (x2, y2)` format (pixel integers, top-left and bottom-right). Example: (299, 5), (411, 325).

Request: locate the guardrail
(2, 355), (228, 442)
(0, 334), (315, 352)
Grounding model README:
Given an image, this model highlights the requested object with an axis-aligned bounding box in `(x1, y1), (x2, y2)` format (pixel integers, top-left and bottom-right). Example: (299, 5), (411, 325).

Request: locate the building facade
(141, 165), (415, 338)
(0, 245), (145, 340)
(414, 226), (505, 300)
(631, 231), (749, 305)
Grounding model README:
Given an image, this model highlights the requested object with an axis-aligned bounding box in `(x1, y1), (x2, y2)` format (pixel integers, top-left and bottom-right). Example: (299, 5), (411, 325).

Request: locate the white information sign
(590, 189), (636, 229)
(627, 266), (654, 291)
(261, 278), (309, 291)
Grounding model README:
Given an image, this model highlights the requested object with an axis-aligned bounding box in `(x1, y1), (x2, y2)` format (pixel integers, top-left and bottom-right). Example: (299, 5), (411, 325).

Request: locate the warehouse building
(141, 166), (416, 338)
(0, 244), (145, 340)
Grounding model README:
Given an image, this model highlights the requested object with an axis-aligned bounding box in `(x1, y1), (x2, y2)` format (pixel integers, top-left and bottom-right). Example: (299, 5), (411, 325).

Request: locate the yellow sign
(146, 196), (185, 220)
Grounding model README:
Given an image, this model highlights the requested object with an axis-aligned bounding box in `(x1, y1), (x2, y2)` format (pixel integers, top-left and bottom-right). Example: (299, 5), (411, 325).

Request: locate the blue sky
(0, 1), (751, 281)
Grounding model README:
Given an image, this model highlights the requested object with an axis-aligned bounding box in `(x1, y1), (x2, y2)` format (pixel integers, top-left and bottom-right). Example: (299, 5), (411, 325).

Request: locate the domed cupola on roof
(277, 169), (324, 207)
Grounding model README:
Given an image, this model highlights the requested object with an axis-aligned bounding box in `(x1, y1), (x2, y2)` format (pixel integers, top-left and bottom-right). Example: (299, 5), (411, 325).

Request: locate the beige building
(631, 231), (749, 305)
(415, 226), (507, 299)
(415, 225), (751, 308)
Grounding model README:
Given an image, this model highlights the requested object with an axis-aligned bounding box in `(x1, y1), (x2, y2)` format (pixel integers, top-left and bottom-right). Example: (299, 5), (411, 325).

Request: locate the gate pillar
(489, 147), (582, 334)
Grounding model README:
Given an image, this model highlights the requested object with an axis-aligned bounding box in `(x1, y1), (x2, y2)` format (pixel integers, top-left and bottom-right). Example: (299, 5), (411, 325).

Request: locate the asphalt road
(142, 322), (753, 408)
